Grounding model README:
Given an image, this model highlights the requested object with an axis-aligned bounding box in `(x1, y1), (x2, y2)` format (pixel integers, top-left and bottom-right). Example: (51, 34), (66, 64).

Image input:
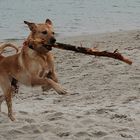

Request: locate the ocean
(0, 0), (140, 40)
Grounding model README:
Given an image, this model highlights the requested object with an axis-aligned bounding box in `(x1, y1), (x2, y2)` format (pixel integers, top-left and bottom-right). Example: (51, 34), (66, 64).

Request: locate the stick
(54, 42), (132, 65)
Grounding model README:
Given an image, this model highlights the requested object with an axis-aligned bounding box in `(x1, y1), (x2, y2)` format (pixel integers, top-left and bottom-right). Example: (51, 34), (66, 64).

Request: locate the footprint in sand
(20, 124), (42, 134)
(47, 112), (64, 121)
(19, 111), (28, 115)
(96, 108), (114, 114)
(110, 113), (133, 121)
(57, 132), (70, 137)
(92, 130), (108, 137)
(75, 130), (107, 138)
(74, 131), (91, 137)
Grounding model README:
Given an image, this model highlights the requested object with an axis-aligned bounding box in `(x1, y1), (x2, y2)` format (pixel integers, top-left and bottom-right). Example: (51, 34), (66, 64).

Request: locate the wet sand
(0, 30), (140, 140)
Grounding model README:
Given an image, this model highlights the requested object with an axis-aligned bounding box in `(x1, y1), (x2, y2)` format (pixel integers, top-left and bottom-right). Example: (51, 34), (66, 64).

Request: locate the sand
(0, 30), (140, 140)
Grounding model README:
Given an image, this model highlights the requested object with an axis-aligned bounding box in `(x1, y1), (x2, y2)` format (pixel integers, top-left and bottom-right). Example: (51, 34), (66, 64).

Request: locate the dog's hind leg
(0, 78), (19, 112)
(5, 87), (15, 121)
(0, 95), (5, 112)
(0, 75), (15, 121)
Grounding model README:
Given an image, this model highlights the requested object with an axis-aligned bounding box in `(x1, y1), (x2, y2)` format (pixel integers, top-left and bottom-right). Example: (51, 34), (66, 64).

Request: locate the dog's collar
(23, 41), (34, 50)
(28, 45), (34, 50)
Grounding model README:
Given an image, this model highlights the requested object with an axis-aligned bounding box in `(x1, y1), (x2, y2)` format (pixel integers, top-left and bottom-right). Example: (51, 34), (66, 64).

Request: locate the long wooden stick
(54, 42), (132, 65)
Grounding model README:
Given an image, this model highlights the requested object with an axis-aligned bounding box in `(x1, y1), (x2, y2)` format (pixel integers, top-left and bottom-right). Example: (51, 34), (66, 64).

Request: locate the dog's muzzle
(43, 37), (56, 50)
(50, 37), (56, 44)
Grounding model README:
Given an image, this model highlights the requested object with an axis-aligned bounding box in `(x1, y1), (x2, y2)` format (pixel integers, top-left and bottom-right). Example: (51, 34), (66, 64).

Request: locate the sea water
(0, 0), (140, 40)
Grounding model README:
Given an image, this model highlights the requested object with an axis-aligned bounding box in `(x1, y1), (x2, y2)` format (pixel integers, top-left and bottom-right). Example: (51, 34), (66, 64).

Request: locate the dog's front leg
(47, 71), (58, 83)
(31, 77), (68, 95)
(42, 71), (58, 91)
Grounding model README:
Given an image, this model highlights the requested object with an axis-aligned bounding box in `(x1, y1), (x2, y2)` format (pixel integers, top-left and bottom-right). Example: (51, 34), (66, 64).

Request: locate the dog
(0, 19), (68, 121)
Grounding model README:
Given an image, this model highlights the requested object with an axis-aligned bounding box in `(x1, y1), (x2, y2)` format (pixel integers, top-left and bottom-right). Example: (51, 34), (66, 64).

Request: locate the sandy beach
(0, 30), (140, 140)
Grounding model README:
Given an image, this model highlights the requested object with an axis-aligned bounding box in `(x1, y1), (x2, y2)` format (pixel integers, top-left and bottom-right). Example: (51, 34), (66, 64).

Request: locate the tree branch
(54, 42), (132, 65)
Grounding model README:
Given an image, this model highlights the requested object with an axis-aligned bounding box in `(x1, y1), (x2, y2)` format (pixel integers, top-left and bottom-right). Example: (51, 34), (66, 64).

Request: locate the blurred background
(0, 0), (140, 40)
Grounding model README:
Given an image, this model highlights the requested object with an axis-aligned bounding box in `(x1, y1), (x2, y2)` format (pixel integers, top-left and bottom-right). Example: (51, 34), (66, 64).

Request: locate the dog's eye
(52, 32), (55, 35)
(42, 31), (48, 35)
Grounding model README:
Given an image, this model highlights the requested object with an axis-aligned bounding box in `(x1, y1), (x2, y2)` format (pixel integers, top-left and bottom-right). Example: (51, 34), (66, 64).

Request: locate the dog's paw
(58, 90), (68, 95)
(9, 114), (16, 121)
(57, 88), (69, 95)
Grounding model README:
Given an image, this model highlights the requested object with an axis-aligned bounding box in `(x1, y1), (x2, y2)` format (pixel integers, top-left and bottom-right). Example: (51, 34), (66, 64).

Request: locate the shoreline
(0, 29), (140, 140)
(58, 29), (140, 42)
(1, 28), (140, 43)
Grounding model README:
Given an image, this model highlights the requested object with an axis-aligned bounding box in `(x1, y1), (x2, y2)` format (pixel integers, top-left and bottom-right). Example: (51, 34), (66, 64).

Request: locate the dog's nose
(50, 37), (56, 44)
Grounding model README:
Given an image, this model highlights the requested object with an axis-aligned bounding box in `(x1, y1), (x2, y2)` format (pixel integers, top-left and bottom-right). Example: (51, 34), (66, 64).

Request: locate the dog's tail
(0, 43), (19, 55)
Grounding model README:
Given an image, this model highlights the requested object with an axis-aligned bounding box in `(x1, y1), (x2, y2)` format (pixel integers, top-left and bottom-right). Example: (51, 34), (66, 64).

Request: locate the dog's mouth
(28, 38), (56, 52)
(43, 39), (56, 51)
(42, 37), (56, 51)
(43, 44), (53, 50)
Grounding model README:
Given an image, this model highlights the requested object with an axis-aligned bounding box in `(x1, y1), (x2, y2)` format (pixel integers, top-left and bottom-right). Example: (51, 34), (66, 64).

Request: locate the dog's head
(24, 19), (56, 46)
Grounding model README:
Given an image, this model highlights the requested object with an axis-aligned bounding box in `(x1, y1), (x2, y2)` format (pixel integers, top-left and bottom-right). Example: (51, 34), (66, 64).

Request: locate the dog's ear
(45, 19), (52, 25)
(24, 21), (37, 32)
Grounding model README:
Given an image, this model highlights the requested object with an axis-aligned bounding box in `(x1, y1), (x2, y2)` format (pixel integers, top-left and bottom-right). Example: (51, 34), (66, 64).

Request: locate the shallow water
(0, 0), (140, 40)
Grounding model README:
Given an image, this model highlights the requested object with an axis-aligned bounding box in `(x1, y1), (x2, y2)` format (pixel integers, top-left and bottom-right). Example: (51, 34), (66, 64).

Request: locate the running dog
(0, 19), (68, 121)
